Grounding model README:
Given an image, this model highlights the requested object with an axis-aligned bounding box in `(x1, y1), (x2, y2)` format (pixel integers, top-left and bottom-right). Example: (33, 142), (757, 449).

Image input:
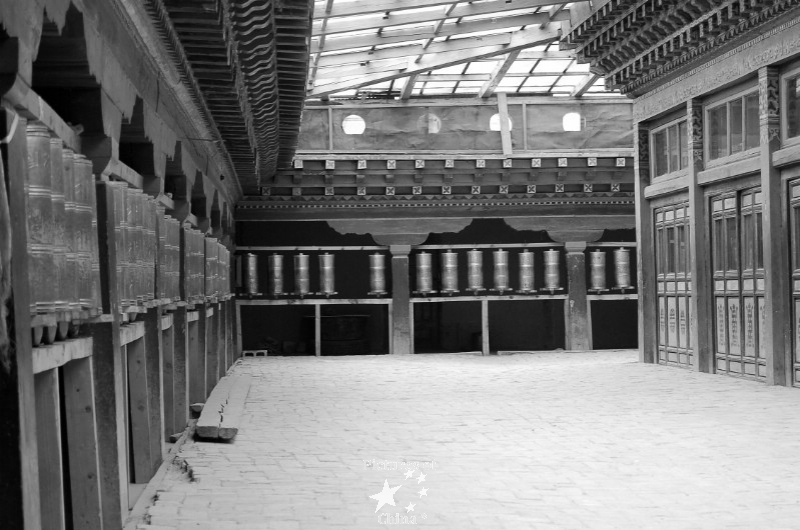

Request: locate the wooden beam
(309, 26), (560, 97)
(313, 59), (408, 81)
(497, 93), (513, 156)
(32, 338), (94, 374)
(400, 74), (418, 100)
(315, 33), (513, 69)
(313, 0), (574, 36)
(34, 370), (66, 530)
(126, 337), (153, 483)
(479, 51), (520, 99)
(570, 74), (600, 97)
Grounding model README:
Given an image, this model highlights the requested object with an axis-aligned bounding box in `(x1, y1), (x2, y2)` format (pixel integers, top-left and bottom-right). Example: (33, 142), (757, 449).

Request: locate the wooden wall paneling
(759, 67), (791, 385)
(1, 112), (42, 528)
(206, 305), (218, 395)
(61, 356), (103, 530)
(172, 307), (189, 434)
(687, 99), (713, 372)
(634, 124), (656, 362)
(143, 307), (164, 473)
(126, 336), (153, 483)
(34, 368), (66, 530)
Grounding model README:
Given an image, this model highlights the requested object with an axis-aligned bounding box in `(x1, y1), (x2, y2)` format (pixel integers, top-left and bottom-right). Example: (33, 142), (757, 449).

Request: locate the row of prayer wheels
(204, 238), (232, 299)
(414, 249), (561, 294)
(589, 248), (633, 291)
(243, 252), (388, 297)
(26, 122), (102, 316)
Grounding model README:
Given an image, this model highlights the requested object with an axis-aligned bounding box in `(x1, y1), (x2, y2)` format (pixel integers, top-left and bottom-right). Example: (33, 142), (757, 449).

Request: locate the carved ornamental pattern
(758, 66), (781, 146)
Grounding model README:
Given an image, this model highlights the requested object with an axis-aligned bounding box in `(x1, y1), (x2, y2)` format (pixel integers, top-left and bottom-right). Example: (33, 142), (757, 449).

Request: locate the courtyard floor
(139, 350), (800, 529)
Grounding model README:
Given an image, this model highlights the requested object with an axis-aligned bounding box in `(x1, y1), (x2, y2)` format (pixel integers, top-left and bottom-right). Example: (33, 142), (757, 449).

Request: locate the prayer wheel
(614, 247), (632, 289)
(416, 252), (434, 294)
(73, 154), (95, 310)
(268, 253), (284, 296)
(543, 249), (561, 291)
(369, 253), (386, 295)
(467, 249), (484, 292)
(518, 250), (535, 293)
(319, 253), (336, 296)
(114, 183), (130, 310)
(244, 252), (259, 295)
(493, 249), (510, 293)
(590, 250), (607, 291)
(62, 147), (80, 311)
(88, 175), (102, 310)
(441, 250), (459, 294)
(49, 137), (69, 312)
(294, 253), (310, 296)
(26, 122), (55, 314)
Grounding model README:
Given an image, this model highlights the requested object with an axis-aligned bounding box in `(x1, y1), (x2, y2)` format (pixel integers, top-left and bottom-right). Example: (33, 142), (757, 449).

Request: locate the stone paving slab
(142, 351), (800, 529)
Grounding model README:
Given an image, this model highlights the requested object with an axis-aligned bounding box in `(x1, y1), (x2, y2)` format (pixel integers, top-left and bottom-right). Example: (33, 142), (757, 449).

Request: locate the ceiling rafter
(478, 50), (520, 98)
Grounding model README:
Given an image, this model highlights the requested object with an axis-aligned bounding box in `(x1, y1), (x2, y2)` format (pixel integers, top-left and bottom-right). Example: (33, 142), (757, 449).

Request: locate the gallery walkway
(137, 351), (800, 529)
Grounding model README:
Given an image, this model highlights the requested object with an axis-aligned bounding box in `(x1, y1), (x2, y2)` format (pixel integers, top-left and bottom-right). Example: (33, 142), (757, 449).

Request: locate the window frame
(650, 117), (689, 179)
(704, 85), (760, 164)
(781, 61), (800, 147)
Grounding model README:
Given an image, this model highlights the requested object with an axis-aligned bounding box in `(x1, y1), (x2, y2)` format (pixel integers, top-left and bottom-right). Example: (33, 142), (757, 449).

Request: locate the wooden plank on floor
(126, 337), (153, 483)
(34, 369), (66, 530)
(61, 357), (103, 529)
(195, 377), (230, 439)
(218, 376), (251, 440)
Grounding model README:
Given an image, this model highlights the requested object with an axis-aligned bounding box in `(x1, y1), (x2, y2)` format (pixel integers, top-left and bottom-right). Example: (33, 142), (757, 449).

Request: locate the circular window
(416, 113), (442, 134)
(489, 114), (513, 131)
(342, 115), (366, 135)
(562, 112), (582, 132)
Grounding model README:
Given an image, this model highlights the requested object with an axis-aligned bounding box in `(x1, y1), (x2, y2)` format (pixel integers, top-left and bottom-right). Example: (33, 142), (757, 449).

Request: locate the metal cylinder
(62, 147), (80, 311)
(416, 252), (434, 294)
(518, 250), (534, 293)
(369, 253), (386, 295)
(467, 249), (484, 292)
(441, 250), (459, 294)
(26, 122), (55, 313)
(614, 247), (632, 289)
(294, 253), (310, 296)
(49, 137), (69, 312)
(88, 172), (102, 310)
(319, 253), (336, 295)
(244, 253), (259, 295)
(268, 254), (284, 296)
(73, 154), (95, 310)
(543, 249), (561, 290)
(493, 249), (509, 292)
(590, 250), (607, 291)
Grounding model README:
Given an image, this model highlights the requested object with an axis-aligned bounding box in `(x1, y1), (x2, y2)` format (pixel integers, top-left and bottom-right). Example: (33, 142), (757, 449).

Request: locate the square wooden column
(759, 66), (791, 385)
(564, 241), (592, 351)
(687, 99), (715, 373)
(634, 124), (657, 363)
(390, 245), (412, 354)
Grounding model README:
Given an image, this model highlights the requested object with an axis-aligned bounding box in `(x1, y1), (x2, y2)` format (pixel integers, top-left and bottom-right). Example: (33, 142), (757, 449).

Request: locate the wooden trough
(196, 375), (252, 441)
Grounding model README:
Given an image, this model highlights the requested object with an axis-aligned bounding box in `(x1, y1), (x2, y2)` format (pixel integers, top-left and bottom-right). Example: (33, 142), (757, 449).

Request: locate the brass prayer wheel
(543, 249), (561, 291)
(441, 250), (459, 294)
(369, 253), (386, 295)
(49, 137), (69, 312)
(294, 253), (310, 296)
(493, 249), (510, 292)
(88, 174), (102, 310)
(26, 122), (55, 313)
(415, 252), (434, 294)
(467, 249), (484, 292)
(590, 250), (607, 291)
(113, 183), (130, 310)
(73, 154), (95, 310)
(614, 247), (632, 289)
(319, 253), (336, 296)
(62, 147), (80, 311)
(268, 253), (284, 296)
(518, 250), (535, 293)
(244, 252), (259, 295)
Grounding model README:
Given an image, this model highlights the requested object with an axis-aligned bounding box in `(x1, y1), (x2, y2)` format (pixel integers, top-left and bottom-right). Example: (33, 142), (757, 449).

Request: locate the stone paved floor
(140, 351), (800, 529)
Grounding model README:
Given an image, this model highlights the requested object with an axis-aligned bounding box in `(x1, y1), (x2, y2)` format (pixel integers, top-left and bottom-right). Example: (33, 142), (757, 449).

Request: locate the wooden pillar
(162, 318), (175, 439)
(634, 124), (657, 363)
(481, 299), (490, 355)
(172, 307), (188, 433)
(218, 302), (227, 376)
(126, 336), (152, 483)
(390, 245), (412, 354)
(1, 112), (42, 529)
(564, 242), (592, 351)
(34, 369), (66, 530)
(188, 308), (206, 404)
(144, 308), (164, 472)
(314, 303), (322, 356)
(62, 356), (103, 530)
(759, 66), (791, 385)
(687, 99), (714, 373)
(206, 305), (218, 393)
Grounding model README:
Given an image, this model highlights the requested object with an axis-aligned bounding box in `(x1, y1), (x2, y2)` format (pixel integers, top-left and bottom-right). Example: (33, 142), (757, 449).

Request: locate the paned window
(652, 120), (688, 176)
(707, 92), (759, 160)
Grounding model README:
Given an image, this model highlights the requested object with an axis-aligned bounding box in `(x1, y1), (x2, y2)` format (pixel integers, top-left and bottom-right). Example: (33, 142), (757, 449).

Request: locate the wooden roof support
(400, 74), (418, 100)
(570, 74), (600, 97)
(478, 51), (520, 99)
